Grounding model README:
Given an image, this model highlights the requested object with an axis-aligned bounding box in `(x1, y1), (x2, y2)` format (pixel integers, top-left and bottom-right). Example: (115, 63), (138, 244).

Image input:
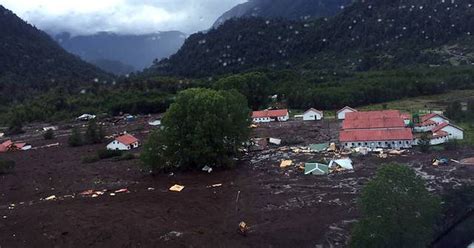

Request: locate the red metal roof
(433, 131), (449, 138)
(432, 122), (464, 133)
(116, 134), (139, 145)
(421, 113), (449, 123)
(340, 128), (413, 142)
(343, 117), (405, 129)
(252, 109), (288, 118)
(345, 110), (401, 120)
(401, 113), (411, 120)
(416, 120), (437, 127)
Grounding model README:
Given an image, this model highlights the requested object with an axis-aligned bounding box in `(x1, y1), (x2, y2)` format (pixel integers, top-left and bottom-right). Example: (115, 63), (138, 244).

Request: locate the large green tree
(351, 163), (441, 248)
(141, 88), (250, 172)
(214, 72), (271, 110)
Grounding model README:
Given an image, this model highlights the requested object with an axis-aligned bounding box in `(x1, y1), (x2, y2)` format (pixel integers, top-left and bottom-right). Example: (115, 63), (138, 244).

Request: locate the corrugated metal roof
(252, 109), (288, 118)
(116, 134), (139, 145)
(340, 129), (413, 142)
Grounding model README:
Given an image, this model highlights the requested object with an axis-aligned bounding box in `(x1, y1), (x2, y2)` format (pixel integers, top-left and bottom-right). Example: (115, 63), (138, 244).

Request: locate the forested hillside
(0, 5), (110, 102)
(213, 0), (352, 27)
(150, 0), (474, 77)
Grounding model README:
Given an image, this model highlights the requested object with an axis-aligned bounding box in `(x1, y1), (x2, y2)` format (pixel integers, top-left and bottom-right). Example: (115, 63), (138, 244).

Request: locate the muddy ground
(1, 119), (473, 247)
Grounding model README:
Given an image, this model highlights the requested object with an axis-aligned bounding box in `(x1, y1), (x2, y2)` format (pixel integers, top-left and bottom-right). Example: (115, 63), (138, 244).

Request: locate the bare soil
(1, 118), (473, 247)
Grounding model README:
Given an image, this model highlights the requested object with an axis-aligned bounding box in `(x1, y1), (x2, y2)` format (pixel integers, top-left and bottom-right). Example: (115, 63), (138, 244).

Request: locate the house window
(358, 143), (361, 146)
(364, 142), (368, 146)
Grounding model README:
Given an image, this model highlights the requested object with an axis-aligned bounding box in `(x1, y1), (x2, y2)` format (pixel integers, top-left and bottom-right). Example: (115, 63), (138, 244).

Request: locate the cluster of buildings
(251, 106), (464, 149)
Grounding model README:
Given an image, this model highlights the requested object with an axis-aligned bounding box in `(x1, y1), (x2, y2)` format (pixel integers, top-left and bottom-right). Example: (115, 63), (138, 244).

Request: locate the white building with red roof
(339, 110), (413, 149)
(107, 134), (140, 151)
(252, 109), (289, 123)
(337, 106), (357, 120)
(303, 108), (323, 121)
(414, 113), (463, 144)
(431, 122), (464, 140)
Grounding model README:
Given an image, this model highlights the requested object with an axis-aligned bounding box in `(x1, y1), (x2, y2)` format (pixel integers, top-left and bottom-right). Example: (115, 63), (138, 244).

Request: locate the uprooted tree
(350, 163), (441, 248)
(141, 88), (250, 172)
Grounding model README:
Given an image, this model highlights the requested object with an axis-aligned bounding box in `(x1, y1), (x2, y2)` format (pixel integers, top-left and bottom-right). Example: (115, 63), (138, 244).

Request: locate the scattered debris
(148, 120), (162, 126)
(328, 143), (337, 152)
(460, 157), (474, 165)
(42, 126), (58, 131)
(432, 158), (449, 166)
(389, 149), (406, 155)
(309, 143), (329, 152)
(269, 138), (282, 145)
(160, 231), (183, 241)
(202, 165), (213, 173)
(147, 187), (155, 191)
(280, 160), (293, 168)
(329, 158), (353, 172)
(207, 184), (222, 188)
(305, 163), (329, 175)
(77, 114), (96, 121)
(250, 124), (258, 128)
(114, 188), (129, 194)
(238, 221), (249, 236)
(45, 195), (57, 201)
(169, 184), (185, 192)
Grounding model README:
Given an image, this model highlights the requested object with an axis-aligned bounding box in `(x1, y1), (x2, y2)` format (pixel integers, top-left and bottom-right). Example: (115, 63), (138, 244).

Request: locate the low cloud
(2, 0), (247, 35)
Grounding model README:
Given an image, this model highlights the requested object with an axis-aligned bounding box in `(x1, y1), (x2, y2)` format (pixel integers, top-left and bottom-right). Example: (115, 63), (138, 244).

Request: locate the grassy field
(459, 122), (474, 146)
(359, 90), (474, 114)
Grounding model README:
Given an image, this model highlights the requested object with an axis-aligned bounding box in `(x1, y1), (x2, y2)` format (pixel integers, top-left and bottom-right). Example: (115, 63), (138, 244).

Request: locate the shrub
(82, 155), (100, 164)
(68, 127), (83, 147)
(97, 149), (122, 159)
(0, 160), (15, 174)
(84, 119), (104, 144)
(43, 129), (55, 140)
(418, 133), (431, 153)
(444, 139), (460, 151)
(115, 153), (136, 161)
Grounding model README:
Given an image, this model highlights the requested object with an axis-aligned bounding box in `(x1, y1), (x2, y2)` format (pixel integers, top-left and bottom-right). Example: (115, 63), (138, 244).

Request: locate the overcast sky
(1, 0), (247, 35)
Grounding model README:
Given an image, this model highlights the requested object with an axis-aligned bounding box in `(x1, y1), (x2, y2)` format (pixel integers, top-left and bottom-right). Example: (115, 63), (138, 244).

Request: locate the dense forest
(1, 0), (474, 126)
(148, 0), (473, 77)
(213, 0), (352, 27)
(0, 5), (111, 103)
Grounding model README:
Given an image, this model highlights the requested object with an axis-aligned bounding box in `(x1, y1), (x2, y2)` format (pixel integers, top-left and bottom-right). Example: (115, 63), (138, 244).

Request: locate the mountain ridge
(213, 0), (353, 28)
(54, 31), (187, 74)
(149, 0), (474, 77)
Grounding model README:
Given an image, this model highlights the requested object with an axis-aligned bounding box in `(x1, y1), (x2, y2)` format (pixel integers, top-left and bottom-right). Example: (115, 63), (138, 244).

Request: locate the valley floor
(1, 119), (473, 247)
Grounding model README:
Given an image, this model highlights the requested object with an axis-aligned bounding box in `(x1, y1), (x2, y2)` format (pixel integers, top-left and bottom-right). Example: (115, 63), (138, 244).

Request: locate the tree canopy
(214, 72), (272, 110)
(351, 163), (441, 248)
(141, 88), (250, 172)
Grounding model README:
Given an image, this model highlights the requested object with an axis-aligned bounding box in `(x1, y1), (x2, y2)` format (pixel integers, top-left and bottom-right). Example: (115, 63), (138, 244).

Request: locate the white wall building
(432, 123), (464, 140)
(303, 108), (323, 121)
(337, 106), (357, 120)
(252, 109), (289, 123)
(107, 134), (139, 151)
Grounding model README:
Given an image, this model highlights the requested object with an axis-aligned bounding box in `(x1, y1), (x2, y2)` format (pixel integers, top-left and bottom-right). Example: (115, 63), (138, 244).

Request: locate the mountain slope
(213, 0), (353, 27)
(150, 0), (474, 77)
(54, 31), (187, 74)
(0, 5), (110, 101)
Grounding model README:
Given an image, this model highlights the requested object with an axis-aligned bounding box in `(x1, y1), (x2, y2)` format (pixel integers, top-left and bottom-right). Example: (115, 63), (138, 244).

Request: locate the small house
(432, 122), (464, 140)
(252, 109), (289, 123)
(337, 106), (357, 120)
(414, 120), (437, 133)
(107, 134), (139, 151)
(303, 108), (324, 121)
